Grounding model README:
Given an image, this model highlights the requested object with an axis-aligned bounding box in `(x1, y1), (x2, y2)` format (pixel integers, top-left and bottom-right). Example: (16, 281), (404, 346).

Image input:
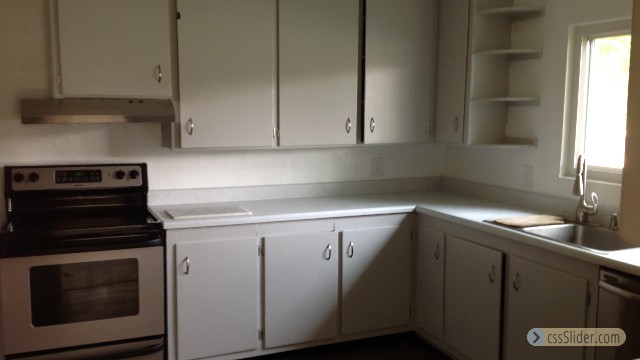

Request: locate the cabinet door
(264, 232), (339, 348)
(175, 237), (258, 360)
(342, 225), (412, 335)
(57, 0), (171, 98)
(435, 0), (469, 144)
(415, 226), (445, 340)
(503, 256), (588, 360)
(364, 0), (436, 144)
(444, 235), (503, 360)
(177, 0), (275, 148)
(279, 0), (359, 146)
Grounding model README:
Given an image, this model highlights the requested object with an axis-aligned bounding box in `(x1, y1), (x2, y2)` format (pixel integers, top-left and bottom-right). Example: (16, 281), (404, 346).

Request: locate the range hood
(21, 98), (175, 124)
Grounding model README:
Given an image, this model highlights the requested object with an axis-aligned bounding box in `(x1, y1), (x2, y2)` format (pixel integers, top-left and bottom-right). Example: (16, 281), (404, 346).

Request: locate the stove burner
(1, 163), (163, 258)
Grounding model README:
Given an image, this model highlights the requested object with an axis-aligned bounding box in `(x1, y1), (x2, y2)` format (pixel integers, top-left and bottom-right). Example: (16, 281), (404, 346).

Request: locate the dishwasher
(596, 268), (640, 360)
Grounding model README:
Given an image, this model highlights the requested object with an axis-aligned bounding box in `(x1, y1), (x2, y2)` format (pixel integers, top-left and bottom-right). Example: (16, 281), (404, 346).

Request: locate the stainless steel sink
(520, 223), (636, 253)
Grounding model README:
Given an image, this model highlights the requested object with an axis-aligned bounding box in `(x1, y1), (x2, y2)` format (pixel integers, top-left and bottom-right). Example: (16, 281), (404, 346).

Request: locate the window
(565, 19), (631, 182)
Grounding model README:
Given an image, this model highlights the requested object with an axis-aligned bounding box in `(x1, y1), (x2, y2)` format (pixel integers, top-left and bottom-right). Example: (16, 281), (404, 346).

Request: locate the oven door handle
(79, 343), (163, 360)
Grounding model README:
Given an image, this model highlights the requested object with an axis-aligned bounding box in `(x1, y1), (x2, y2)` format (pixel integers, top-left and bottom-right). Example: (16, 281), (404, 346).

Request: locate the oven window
(29, 259), (139, 327)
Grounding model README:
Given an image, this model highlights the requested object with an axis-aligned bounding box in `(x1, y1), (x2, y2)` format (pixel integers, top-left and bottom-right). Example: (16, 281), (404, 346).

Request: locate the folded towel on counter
(493, 215), (565, 228)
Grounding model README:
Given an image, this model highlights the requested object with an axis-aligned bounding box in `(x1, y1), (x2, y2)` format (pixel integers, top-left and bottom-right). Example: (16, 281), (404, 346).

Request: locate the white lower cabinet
(174, 235), (259, 360)
(415, 225), (445, 340)
(263, 231), (339, 348)
(444, 235), (503, 360)
(341, 221), (412, 335)
(503, 255), (589, 360)
(166, 213), (595, 360)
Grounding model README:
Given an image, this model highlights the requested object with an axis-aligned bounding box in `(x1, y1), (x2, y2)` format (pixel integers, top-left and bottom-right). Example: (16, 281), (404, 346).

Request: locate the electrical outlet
(371, 157), (384, 177)
(523, 165), (534, 189)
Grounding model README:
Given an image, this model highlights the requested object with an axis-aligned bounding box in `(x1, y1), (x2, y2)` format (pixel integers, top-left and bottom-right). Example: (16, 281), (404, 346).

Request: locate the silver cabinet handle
(369, 118), (375, 133)
(347, 242), (354, 258)
(187, 118), (194, 135)
(454, 116), (459, 131)
(156, 64), (162, 83)
(324, 244), (332, 260)
(434, 243), (440, 260)
(489, 264), (496, 283)
(513, 272), (521, 291)
(345, 118), (352, 134)
(184, 257), (190, 275)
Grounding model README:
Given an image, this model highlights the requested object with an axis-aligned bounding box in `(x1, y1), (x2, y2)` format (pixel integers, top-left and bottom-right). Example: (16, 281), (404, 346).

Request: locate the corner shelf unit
(466, 2), (544, 148)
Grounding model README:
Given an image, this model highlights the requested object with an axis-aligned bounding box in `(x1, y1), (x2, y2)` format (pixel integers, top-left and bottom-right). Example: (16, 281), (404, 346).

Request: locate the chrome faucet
(573, 155), (598, 223)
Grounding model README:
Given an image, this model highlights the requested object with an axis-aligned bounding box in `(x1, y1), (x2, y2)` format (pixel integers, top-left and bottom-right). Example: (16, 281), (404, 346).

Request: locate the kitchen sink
(520, 223), (636, 253)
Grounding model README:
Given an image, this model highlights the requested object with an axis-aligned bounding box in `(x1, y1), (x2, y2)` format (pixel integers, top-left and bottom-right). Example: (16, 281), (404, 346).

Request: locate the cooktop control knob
(115, 170), (126, 180)
(13, 172), (24, 183)
(129, 170), (140, 179)
(28, 172), (40, 183)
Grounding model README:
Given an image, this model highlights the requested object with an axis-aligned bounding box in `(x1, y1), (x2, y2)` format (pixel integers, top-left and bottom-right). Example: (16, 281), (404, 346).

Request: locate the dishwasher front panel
(596, 269), (640, 360)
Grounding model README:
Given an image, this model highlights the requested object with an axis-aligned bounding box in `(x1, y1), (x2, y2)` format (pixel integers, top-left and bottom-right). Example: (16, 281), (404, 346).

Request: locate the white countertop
(152, 190), (640, 277)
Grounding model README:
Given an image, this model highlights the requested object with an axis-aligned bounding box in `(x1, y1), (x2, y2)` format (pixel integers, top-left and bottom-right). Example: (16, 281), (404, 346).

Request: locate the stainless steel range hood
(21, 98), (175, 124)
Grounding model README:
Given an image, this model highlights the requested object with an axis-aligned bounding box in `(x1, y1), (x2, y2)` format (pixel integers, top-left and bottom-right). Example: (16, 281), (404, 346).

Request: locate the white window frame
(563, 18), (631, 183)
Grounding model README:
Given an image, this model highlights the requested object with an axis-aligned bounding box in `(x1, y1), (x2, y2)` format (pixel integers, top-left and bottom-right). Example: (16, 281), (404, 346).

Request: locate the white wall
(445, 0), (632, 210)
(3, 0), (633, 224)
(620, 0), (640, 241)
(0, 0), (444, 214)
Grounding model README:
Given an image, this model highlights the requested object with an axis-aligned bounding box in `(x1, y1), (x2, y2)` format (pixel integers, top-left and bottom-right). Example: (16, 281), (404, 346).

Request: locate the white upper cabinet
(364, 0), (436, 144)
(56, 0), (171, 98)
(435, 0), (469, 144)
(279, 0), (360, 146)
(177, 0), (275, 148)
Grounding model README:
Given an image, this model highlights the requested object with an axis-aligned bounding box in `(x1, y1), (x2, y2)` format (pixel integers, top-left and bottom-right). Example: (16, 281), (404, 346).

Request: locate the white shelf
(474, 49), (542, 59)
(468, 137), (538, 149)
(478, 6), (544, 17)
(472, 97), (539, 105)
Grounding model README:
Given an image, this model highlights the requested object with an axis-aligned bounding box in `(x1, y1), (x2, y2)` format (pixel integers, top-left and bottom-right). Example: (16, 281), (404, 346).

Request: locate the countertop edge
(152, 191), (640, 277)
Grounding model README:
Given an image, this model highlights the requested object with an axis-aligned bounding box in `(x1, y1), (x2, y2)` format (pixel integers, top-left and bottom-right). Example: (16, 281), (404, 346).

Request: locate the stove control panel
(7, 164), (146, 191)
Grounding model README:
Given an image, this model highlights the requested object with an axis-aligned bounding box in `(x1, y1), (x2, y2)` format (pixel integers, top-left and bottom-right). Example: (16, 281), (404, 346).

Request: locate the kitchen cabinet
(177, 0), (275, 148)
(172, 234), (259, 360)
(278, 0), (359, 146)
(435, 0), (469, 144)
(415, 225), (446, 340)
(364, 0), (436, 144)
(444, 235), (503, 360)
(263, 231), (339, 348)
(503, 255), (589, 360)
(340, 219), (412, 335)
(55, 0), (171, 98)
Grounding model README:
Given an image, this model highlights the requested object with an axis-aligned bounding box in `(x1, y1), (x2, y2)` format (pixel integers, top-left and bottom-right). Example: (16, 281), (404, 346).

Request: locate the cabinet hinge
(176, 12), (181, 20)
(258, 244), (264, 256)
(56, 73), (62, 88)
(258, 329), (265, 340)
(273, 127), (280, 139)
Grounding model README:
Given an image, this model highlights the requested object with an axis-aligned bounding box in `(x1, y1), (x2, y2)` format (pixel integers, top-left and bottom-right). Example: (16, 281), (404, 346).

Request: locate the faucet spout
(573, 155), (585, 196)
(574, 155), (598, 223)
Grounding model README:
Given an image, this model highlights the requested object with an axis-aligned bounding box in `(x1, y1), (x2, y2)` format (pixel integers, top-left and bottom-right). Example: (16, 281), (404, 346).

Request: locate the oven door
(0, 246), (164, 356)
